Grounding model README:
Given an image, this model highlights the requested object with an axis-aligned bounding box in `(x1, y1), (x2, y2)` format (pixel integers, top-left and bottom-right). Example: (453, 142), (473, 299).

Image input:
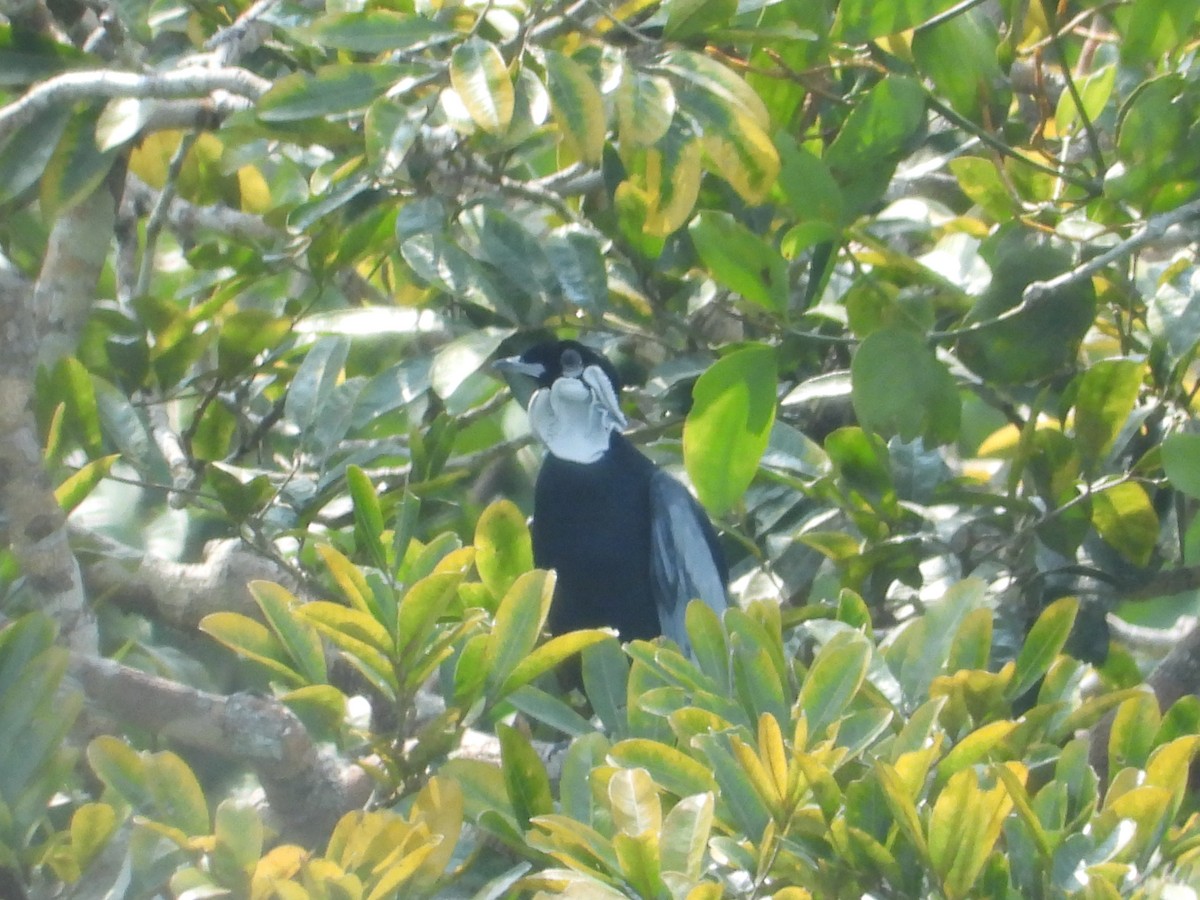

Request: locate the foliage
(2, 0), (1200, 895)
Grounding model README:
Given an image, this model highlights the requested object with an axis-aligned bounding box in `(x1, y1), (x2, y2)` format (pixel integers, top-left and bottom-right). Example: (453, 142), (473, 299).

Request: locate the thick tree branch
(69, 653), (370, 841)
(0, 67), (271, 144)
(75, 530), (302, 629)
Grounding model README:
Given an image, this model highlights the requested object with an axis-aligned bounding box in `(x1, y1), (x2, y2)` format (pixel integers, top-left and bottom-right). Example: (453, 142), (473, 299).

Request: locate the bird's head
(495, 340), (628, 464)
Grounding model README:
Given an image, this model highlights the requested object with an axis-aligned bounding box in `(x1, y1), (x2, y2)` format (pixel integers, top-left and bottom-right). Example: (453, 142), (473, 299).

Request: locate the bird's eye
(560, 348), (583, 374)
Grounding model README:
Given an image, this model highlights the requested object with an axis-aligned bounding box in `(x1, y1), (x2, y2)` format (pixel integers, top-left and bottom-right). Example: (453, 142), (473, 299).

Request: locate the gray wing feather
(649, 471), (729, 656)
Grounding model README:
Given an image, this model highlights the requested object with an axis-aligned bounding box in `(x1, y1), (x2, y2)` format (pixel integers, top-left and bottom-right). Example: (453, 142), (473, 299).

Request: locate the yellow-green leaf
(450, 38), (513, 134)
(545, 51), (606, 164)
(617, 69), (676, 146)
(55, 454), (119, 512)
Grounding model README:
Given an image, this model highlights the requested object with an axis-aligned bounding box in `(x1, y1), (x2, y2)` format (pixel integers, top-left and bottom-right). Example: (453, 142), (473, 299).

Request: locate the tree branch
(69, 653), (371, 842)
(934, 196), (1200, 340)
(0, 66), (271, 145)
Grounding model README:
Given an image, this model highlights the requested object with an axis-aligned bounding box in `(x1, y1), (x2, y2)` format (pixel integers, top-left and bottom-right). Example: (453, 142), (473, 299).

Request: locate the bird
(494, 339), (729, 655)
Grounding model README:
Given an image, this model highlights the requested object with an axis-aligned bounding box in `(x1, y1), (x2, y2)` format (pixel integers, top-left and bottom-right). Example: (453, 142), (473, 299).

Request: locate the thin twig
(932, 196), (1200, 340)
(135, 131), (196, 298)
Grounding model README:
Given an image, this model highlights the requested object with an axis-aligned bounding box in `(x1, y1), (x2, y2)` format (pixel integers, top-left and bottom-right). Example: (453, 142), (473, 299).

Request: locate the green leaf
(1108, 693), (1160, 773)
(612, 831), (666, 898)
(146, 751), (210, 837)
(1073, 358), (1144, 467)
(835, 0), (963, 41)
(685, 601), (730, 695)
(498, 723), (553, 828)
(450, 38), (514, 134)
(935, 721), (1018, 788)
(250, 581), (327, 684)
(0, 26), (92, 85)
(485, 570), (555, 697)
(544, 226), (608, 311)
(797, 631), (872, 740)
(216, 309), (290, 378)
(927, 768), (1012, 900)
(776, 133), (844, 227)
(683, 343), (777, 515)
(663, 0), (736, 40)
(299, 11), (453, 52)
(608, 740), (717, 799)
(40, 103), (118, 219)
(660, 793), (714, 879)
(0, 644), (73, 800)
(299, 600), (391, 656)
(1162, 433), (1200, 498)
(396, 571), (462, 658)
(1092, 482), (1158, 567)
(560, 732), (609, 825)
(69, 803), (119, 870)
(508, 685), (597, 738)
(1009, 596), (1078, 700)
(430, 328), (510, 400)
(0, 103), (69, 203)
(956, 227), (1097, 384)
(688, 211), (788, 313)
(851, 328), (961, 445)
(87, 736), (152, 809)
(199, 612), (303, 685)
(912, 10), (1009, 125)
(285, 335), (349, 445)
(1114, 0), (1200, 66)
(608, 767), (662, 837)
(544, 51), (606, 164)
(55, 454), (119, 513)
(499, 630), (612, 698)
(474, 499), (533, 606)
(693, 733), (771, 840)
(948, 156), (1015, 220)
(59, 357), (103, 457)
(825, 76), (926, 213)
(346, 465), (387, 572)
(617, 69), (676, 146)
(258, 65), (402, 122)
(582, 638), (630, 737)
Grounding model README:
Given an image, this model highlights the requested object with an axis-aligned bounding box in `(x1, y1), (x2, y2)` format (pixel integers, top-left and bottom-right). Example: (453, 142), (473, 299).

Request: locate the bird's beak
(581, 364), (628, 430)
(492, 356), (546, 379)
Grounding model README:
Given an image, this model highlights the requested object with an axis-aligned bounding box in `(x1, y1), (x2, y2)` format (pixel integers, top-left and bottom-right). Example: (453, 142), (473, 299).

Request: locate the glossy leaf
(851, 328), (960, 445)
(485, 570), (555, 696)
(1008, 596), (1078, 700)
(450, 39), (513, 134)
(797, 630), (871, 740)
(544, 51), (606, 164)
(609, 767), (662, 837)
(250, 580), (327, 684)
(498, 723), (553, 828)
(1162, 433), (1200, 498)
(499, 629), (611, 698)
(683, 343), (777, 514)
(474, 498), (533, 605)
(544, 226), (608, 310)
(836, 0), (963, 41)
(199, 612), (303, 685)
(688, 212), (788, 313)
(928, 767), (1013, 900)
(259, 65), (401, 122)
(617, 70), (676, 146)
(55, 454), (119, 513)
(300, 11), (453, 52)
(608, 739), (718, 799)
(1092, 481), (1158, 567)
(1073, 358), (1144, 466)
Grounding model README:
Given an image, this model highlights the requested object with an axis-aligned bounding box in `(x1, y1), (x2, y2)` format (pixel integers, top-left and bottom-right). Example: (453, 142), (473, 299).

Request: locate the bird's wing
(649, 470), (729, 656)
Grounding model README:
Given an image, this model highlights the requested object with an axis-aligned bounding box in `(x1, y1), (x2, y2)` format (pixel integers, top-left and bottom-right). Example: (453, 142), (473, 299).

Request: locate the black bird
(495, 340), (729, 654)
